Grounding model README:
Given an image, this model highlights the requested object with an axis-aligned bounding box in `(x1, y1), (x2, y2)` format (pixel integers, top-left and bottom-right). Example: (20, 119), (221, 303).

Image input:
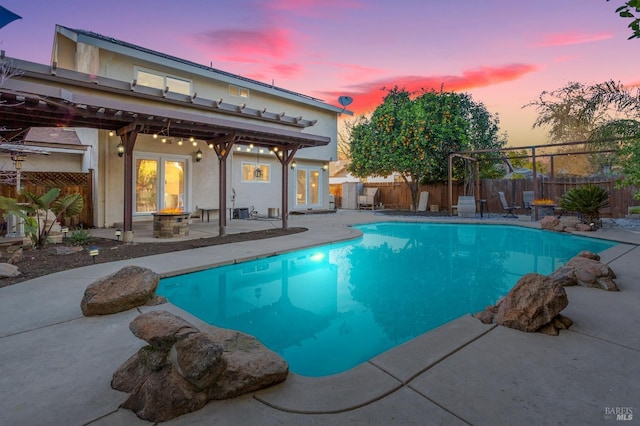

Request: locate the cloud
(321, 64), (539, 113)
(263, 0), (364, 15)
(194, 27), (294, 60)
(535, 32), (612, 47)
(269, 63), (303, 78)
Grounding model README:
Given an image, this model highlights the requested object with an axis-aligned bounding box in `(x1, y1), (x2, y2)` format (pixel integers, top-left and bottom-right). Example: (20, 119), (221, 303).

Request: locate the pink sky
(1, 0), (638, 146)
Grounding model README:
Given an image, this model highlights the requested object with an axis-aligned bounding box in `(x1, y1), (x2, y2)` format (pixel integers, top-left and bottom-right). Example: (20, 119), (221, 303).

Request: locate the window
(135, 68), (192, 95)
(229, 85), (250, 98)
(241, 162), (270, 182)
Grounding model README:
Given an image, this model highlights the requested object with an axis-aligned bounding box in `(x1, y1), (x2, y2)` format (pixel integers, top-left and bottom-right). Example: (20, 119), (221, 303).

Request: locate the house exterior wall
(54, 27), (339, 226)
(0, 152), (81, 173)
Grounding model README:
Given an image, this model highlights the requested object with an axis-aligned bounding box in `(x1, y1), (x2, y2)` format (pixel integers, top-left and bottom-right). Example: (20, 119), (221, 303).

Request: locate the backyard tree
(527, 80), (640, 197)
(607, 0), (640, 39)
(349, 87), (505, 210)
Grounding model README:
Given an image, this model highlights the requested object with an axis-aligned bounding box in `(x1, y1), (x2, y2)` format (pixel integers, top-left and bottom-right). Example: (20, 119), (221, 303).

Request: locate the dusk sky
(1, 0), (638, 147)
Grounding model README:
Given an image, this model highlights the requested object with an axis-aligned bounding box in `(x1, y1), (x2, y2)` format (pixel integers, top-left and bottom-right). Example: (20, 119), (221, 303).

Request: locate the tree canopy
(349, 87), (506, 209)
(608, 0), (640, 39)
(527, 80), (640, 197)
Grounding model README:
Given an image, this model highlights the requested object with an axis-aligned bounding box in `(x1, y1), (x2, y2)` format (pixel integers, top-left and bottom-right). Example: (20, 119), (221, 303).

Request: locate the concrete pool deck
(1, 210), (639, 425)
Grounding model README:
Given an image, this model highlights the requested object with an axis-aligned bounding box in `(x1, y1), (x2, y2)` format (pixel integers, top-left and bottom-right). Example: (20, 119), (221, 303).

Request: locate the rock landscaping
(112, 310), (288, 422)
(474, 250), (618, 335)
(80, 266), (163, 316)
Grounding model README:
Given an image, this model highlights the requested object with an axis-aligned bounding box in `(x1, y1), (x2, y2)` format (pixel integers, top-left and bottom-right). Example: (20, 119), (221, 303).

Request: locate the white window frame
(295, 166), (323, 207)
(241, 161), (271, 183)
(132, 151), (193, 216)
(134, 67), (193, 95)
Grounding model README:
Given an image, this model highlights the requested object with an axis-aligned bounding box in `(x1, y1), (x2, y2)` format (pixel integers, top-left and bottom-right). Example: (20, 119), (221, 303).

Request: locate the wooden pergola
(447, 139), (621, 216)
(0, 58), (331, 236)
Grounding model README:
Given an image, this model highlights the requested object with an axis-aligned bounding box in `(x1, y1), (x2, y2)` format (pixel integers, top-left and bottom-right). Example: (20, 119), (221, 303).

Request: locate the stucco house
(0, 25), (345, 234)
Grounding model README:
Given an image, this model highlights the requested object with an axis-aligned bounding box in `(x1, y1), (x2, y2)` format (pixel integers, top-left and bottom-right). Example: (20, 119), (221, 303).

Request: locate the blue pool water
(157, 222), (616, 377)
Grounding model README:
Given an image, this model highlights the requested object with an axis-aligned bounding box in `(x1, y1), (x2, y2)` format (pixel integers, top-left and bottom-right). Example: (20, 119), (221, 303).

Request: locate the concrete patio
(0, 210), (638, 425)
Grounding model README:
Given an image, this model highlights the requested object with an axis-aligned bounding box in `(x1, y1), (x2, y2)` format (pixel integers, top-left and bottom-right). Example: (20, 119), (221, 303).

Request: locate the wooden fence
(331, 177), (638, 218)
(0, 170), (94, 228)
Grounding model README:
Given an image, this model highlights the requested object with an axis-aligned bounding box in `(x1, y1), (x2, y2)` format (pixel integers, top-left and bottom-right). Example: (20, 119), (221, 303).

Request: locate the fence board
(0, 170), (94, 228)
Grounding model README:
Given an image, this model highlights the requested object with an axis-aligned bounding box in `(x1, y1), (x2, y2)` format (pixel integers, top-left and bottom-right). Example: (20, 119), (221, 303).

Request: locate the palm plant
(0, 188), (83, 248)
(558, 185), (610, 226)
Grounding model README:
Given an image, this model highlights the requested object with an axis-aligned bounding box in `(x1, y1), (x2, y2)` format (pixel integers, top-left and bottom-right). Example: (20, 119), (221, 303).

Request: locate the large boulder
(474, 273), (570, 335)
(549, 251), (618, 291)
(496, 273), (568, 332)
(80, 266), (160, 316)
(112, 310), (288, 422)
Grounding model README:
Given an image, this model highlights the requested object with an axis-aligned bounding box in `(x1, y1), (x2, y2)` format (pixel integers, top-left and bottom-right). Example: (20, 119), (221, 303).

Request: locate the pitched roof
(56, 25), (346, 114)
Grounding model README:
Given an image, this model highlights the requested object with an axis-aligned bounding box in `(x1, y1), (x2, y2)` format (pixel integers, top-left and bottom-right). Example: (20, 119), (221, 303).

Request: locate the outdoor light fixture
(195, 149), (203, 162)
(254, 168), (263, 178)
(108, 130), (114, 137)
(323, 163), (329, 171)
(291, 161), (297, 169)
(61, 226), (69, 240)
(115, 228), (122, 241)
(89, 246), (99, 263)
(10, 153), (26, 170)
(117, 142), (125, 157)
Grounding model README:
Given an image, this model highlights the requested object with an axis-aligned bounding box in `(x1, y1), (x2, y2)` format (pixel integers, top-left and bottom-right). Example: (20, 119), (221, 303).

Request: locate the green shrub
(559, 185), (610, 226)
(69, 225), (92, 245)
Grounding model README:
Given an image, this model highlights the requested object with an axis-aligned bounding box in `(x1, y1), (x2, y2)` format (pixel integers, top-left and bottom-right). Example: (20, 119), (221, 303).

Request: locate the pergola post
(211, 135), (235, 237)
(117, 124), (141, 238)
(276, 147), (298, 230)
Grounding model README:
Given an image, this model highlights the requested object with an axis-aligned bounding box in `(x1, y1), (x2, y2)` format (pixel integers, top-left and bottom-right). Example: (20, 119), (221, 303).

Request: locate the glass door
(163, 160), (185, 210)
(295, 167), (321, 207)
(134, 156), (187, 214)
(135, 159), (158, 213)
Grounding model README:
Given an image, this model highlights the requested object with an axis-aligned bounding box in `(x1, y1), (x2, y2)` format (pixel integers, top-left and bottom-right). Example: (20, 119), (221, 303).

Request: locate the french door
(134, 155), (187, 214)
(295, 167), (321, 207)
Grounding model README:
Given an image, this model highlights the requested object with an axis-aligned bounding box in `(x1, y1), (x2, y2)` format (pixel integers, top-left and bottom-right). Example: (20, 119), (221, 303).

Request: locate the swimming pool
(157, 222), (617, 377)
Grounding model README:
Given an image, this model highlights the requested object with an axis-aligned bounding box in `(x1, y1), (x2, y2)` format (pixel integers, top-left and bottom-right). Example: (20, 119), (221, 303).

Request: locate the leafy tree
(0, 188), (84, 248)
(507, 150), (548, 175)
(525, 82), (607, 143)
(591, 119), (640, 197)
(608, 0), (640, 39)
(349, 87), (505, 210)
(526, 80), (640, 185)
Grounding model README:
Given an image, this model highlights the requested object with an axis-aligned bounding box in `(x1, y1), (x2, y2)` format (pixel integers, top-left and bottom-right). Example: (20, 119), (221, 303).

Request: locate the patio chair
(498, 191), (520, 218)
(358, 187), (379, 210)
(522, 191), (535, 210)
